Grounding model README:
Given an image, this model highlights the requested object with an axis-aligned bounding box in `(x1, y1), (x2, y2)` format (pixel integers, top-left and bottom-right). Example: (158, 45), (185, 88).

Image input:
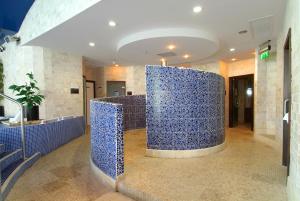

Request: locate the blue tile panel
(90, 100), (124, 179)
(146, 65), (225, 150)
(97, 95), (146, 131)
(0, 116), (85, 157)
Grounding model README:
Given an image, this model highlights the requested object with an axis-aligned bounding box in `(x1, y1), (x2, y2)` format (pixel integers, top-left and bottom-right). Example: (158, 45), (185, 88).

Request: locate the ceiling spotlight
(167, 45), (176, 50)
(183, 54), (190, 59)
(108, 20), (117, 27)
(114, 64), (119, 67)
(193, 6), (202, 13)
(230, 48), (235, 52)
(231, 58), (237, 61)
(89, 42), (95, 47)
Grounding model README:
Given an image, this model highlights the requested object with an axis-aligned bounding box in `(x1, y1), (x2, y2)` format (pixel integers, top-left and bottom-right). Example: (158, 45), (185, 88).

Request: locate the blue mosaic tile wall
(97, 95), (146, 131)
(90, 100), (124, 179)
(146, 65), (225, 150)
(0, 116), (85, 157)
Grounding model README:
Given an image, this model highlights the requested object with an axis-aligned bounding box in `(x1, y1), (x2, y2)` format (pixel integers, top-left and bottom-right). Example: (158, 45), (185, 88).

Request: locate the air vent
(249, 15), (274, 40)
(157, 52), (176, 58)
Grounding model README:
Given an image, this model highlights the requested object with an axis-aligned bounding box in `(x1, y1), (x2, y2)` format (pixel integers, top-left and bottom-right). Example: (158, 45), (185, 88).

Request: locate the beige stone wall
(0, 45), (83, 119)
(277, 0), (300, 199)
(191, 62), (221, 74)
(83, 62), (221, 98)
(254, 53), (277, 136)
(227, 58), (255, 77)
(43, 48), (83, 119)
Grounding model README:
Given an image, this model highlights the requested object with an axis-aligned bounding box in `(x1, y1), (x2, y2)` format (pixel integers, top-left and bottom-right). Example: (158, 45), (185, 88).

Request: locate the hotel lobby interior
(0, 0), (299, 201)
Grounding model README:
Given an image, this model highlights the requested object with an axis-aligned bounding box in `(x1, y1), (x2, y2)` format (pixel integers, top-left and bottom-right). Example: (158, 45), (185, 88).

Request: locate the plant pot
(26, 106), (39, 121)
(0, 106), (4, 116)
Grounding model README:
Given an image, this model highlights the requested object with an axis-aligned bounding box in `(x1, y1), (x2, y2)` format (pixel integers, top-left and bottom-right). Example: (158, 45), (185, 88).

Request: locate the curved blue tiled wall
(90, 95), (146, 180)
(146, 65), (225, 150)
(98, 95), (146, 130)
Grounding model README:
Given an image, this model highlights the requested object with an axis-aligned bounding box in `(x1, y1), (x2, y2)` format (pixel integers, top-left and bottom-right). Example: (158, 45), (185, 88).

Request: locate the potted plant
(9, 73), (45, 121)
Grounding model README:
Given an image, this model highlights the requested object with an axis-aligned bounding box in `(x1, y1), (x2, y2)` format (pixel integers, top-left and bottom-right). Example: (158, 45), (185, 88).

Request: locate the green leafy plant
(9, 73), (45, 109)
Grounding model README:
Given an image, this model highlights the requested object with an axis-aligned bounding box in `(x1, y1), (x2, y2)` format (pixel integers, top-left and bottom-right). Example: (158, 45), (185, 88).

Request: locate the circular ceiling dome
(117, 28), (219, 65)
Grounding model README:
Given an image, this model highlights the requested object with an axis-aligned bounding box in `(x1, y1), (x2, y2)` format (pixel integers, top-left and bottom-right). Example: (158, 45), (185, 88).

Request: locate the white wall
(19, 0), (102, 44)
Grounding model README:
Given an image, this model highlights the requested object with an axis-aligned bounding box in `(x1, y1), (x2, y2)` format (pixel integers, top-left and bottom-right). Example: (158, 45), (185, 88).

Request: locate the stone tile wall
(277, 0), (300, 199)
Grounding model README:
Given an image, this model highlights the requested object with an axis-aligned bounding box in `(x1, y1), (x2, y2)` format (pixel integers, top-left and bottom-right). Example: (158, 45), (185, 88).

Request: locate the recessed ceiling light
(183, 54), (190, 59)
(89, 42), (95, 47)
(231, 58), (237, 61)
(230, 48), (235, 52)
(193, 6), (202, 13)
(108, 20), (117, 27)
(167, 45), (176, 50)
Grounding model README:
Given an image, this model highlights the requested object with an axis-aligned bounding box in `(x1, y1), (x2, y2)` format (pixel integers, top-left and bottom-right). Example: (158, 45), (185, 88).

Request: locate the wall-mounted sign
(70, 88), (79, 94)
(260, 51), (270, 60)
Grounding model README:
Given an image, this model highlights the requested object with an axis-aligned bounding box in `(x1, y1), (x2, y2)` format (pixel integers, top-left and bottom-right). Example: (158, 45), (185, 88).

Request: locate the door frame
(86, 80), (96, 99)
(106, 80), (126, 97)
(229, 74), (254, 130)
(85, 80), (96, 125)
(282, 28), (292, 175)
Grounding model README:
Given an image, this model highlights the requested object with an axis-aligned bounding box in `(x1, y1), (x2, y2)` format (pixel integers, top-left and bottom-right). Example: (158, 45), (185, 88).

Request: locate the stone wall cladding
(277, 0), (300, 200)
(146, 65), (225, 150)
(0, 46), (83, 119)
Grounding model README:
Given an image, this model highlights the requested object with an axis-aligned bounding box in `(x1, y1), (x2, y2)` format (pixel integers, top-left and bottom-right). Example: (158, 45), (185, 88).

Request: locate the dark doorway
(107, 81), (126, 97)
(282, 29), (291, 176)
(229, 74), (254, 130)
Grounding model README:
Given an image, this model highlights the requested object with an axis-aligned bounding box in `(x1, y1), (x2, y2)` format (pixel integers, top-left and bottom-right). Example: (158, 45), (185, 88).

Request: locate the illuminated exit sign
(260, 51), (270, 60)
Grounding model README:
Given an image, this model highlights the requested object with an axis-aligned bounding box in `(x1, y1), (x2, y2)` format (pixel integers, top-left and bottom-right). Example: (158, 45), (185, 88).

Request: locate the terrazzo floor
(6, 127), (287, 201)
(119, 127), (288, 201)
(5, 130), (133, 201)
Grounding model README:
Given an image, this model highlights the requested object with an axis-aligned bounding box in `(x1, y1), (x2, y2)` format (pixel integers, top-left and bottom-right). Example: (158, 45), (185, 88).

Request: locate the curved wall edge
(146, 141), (226, 158)
(90, 157), (120, 190)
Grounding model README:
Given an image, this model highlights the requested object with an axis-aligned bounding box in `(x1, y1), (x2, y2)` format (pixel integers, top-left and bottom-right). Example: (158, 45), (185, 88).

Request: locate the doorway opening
(107, 81), (126, 97)
(229, 74), (254, 130)
(282, 28), (291, 176)
(85, 80), (96, 125)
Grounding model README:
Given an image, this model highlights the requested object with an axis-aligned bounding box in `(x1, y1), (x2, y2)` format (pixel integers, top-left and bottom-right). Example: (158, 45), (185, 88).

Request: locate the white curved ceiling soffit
(26, 0), (285, 66)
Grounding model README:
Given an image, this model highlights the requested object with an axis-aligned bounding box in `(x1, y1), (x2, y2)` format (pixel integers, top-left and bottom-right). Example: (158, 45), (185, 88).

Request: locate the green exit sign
(260, 51), (270, 60)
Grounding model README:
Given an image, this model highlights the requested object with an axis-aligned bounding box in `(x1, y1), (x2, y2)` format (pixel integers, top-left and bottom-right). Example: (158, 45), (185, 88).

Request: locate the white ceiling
(26, 0), (286, 67)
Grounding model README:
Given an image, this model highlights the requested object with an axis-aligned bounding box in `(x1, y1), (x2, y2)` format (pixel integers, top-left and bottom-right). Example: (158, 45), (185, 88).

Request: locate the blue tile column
(146, 65), (225, 151)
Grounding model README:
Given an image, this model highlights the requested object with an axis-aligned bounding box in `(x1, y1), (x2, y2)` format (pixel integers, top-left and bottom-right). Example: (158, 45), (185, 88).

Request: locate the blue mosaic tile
(90, 95), (146, 180)
(146, 65), (225, 151)
(0, 117), (84, 158)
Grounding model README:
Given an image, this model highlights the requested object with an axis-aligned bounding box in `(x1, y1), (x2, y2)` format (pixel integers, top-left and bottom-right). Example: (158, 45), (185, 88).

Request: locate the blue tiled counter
(0, 116), (85, 158)
(146, 65), (225, 157)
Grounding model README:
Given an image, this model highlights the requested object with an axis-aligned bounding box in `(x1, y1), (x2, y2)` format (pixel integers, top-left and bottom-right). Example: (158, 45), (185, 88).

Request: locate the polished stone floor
(6, 127), (287, 201)
(6, 131), (133, 201)
(119, 127), (287, 201)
